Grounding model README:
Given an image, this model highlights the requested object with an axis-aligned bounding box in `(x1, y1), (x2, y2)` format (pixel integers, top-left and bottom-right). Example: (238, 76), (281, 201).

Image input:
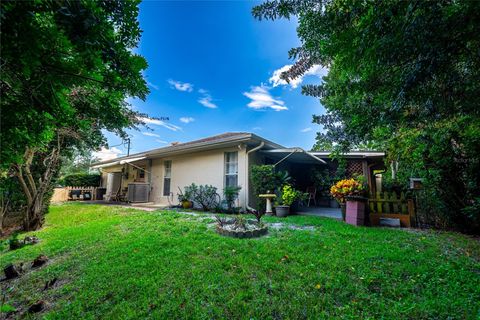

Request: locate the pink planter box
(345, 200), (366, 226)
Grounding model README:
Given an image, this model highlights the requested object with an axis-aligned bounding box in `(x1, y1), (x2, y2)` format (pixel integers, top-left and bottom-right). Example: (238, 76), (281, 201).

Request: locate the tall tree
(253, 0), (480, 232)
(1, 0), (149, 230)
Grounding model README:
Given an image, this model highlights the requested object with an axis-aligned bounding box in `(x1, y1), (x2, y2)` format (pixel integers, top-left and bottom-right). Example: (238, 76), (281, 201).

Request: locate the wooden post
(407, 199), (415, 227)
(376, 192), (382, 213)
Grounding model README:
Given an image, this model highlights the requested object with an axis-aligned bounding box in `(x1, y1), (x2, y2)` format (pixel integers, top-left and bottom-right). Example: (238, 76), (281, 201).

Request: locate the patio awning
(260, 148), (326, 165)
(119, 156), (146, 165)
(90, 156), (146, 169)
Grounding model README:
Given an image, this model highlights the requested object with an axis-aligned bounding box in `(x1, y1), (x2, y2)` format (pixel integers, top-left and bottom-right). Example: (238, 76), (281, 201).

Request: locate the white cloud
(180, 117), (195, 124)
(301, 127), (313, 133)
(155, 139), (168, 144)
(138, 117), (182, 132)
(168, 79), (193, 92)
(198, 89), (218, 109)
(147, 81), (159, 90)
(252, 126), (262, 131)
(93, 147), (123, 161)
(269, 64), (328, 89)
(243, 85), (288, 111)
(141, 131), (161, 138)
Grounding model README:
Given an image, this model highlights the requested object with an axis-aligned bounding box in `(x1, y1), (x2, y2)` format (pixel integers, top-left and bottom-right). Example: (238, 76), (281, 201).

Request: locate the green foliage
(223, 186), (242, 213)
(280, 185), (303, 207)
(311, 168), (333, 197)
(59, 174), (101, 187)
(1, 0), (149, 230)
(251, 165), (277, 213)
(59, 149), (99, 178)
(1, 0), (149, 169)
(184, 183), (220, 211)
(2, 203), (479, 318)
(253, 0), (480, 233)
(251, 165), (277, 195)
(177, 186), (193, 203)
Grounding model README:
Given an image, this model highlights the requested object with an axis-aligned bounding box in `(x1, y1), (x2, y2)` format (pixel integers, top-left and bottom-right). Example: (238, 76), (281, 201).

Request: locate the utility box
(127, 183), (150, 203)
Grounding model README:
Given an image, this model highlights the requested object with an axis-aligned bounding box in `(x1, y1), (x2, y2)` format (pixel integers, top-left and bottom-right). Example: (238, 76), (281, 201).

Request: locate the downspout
(244, 141), (264, 211)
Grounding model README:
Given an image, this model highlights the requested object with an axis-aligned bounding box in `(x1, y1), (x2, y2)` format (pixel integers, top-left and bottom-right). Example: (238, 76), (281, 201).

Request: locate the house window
(225, 152), (238, 187)
(163, 160), (172, 196)
(137, 167), (145, 181)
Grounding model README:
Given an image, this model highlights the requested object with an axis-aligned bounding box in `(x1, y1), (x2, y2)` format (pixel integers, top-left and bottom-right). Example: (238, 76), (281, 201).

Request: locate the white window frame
(224, 152), (238, 188)
(163, 160), (172, 196)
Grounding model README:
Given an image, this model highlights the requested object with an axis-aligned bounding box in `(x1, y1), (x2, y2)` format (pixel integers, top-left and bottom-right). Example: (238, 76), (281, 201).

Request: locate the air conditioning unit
(127, 183), (150, 203)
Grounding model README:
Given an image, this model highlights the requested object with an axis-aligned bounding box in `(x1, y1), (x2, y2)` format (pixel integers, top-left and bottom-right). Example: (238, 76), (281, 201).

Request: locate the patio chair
(306, 186), (317, 207)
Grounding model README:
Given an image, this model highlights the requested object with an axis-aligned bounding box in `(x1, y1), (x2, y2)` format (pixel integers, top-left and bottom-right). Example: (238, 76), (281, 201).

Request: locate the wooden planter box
(368, 192), (416, 228)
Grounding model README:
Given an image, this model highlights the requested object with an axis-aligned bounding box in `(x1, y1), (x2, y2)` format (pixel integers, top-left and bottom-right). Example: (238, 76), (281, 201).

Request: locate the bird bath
(259, 194), (276, 215)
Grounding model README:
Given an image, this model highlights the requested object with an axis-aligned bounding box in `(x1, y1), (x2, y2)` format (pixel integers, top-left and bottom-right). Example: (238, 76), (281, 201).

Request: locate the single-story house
(91, 132), (385, 209)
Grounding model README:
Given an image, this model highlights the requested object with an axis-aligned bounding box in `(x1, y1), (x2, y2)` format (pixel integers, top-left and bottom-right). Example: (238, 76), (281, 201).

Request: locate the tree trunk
(14, 146), (61, 231)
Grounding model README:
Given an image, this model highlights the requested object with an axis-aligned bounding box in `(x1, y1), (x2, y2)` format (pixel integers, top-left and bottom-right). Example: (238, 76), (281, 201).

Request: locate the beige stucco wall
(149, 145), (248, 207)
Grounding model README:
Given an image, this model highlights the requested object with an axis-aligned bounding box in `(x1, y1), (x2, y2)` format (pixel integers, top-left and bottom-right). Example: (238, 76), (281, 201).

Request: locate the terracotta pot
(275, 206), (290, 217)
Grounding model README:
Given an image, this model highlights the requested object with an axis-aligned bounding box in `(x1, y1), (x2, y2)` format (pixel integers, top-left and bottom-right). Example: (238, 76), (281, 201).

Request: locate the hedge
(60, 174), (101, 187)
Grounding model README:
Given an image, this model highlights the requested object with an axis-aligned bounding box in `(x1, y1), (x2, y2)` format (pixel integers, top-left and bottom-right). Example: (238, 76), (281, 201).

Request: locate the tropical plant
(223, 186), (242, 213)
(184, 183), (220, 211)
(177, 186), (193, 203)
(330, 179), (368, 204)
(233, 215), (247, 230)
(276, 170), (291, 187)
(215, 215), (228, 228)
(279, 185), (305, 207)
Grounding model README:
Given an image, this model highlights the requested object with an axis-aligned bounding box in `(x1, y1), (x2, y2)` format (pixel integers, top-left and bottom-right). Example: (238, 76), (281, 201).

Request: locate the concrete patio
(296, 206), (342, 219)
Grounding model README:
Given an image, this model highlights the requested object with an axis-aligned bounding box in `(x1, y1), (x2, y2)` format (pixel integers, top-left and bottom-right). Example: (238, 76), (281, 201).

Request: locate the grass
(1, 203), (479, 319)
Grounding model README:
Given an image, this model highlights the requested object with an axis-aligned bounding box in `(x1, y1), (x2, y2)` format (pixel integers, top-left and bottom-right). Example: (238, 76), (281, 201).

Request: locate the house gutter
(245, 141), (264, 211)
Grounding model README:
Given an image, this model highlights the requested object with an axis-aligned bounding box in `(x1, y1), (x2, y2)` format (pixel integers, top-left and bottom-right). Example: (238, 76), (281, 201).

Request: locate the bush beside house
(59, 174), (101, 187)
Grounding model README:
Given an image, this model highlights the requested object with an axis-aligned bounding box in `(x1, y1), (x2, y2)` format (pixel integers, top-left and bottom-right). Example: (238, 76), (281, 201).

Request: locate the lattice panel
(347, 161), (363, 177)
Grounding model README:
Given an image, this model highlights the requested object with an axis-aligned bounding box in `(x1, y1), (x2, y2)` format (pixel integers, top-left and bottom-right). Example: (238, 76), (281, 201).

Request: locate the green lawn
(1, 203), (479, 319)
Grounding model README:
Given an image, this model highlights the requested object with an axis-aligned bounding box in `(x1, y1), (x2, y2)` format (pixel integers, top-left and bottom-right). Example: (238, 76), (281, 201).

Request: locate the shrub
(275, 185), (306, 207)
(177, 186), (193, 203)
(223, 186), (242, 213)
(60, 173), (101, 187)
(251, 165), (277, 195)
(251, 165), (292, 212)
(184, 183), (220, 211)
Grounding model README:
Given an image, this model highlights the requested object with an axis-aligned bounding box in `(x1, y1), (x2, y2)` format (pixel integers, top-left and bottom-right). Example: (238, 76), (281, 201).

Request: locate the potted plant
(275, 185), (301, 217)
(330, 178), (368, 224)
(177, 187), (193, 209)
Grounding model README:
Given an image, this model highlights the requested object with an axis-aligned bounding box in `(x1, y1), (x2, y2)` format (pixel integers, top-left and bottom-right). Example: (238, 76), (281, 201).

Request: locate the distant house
(91, 132), (385, 208)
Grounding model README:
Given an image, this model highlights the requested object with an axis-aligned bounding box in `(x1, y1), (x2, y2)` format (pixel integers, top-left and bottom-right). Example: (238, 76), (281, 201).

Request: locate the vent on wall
(127, 183), (150, 203)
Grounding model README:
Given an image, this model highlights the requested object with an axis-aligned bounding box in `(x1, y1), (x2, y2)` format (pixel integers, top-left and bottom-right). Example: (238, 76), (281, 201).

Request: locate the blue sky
(98, 1), (327, 160)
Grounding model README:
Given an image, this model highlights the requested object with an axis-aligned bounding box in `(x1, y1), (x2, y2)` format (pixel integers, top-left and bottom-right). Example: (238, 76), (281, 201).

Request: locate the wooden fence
(51, 186), (102, 203)
(368, 192), (415, 227)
